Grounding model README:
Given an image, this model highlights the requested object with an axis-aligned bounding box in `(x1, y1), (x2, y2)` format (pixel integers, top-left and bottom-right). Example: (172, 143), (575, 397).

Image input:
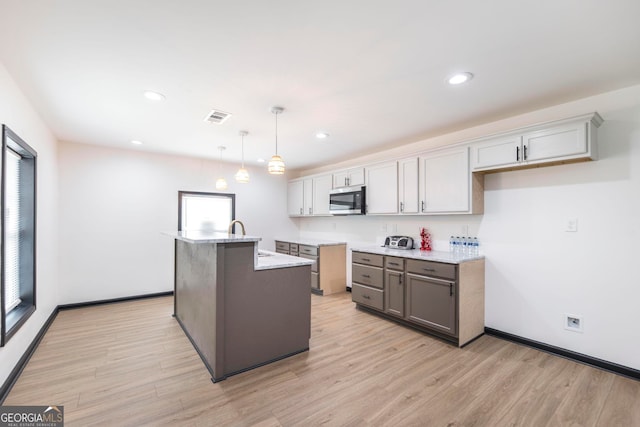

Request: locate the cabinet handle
(300, 208), (303, 214)
(363, 294), (371, 300)
(399, 274), (403, 285)
(523, 145), (528, 160)
(400, 202), (404, 212)
(423, 268), (436, 272)
(309, 207), (312, 214)
(361, 258), (371, 262)
(449, 283), (453, 296)
(362, 274), (371, 278)
(389, 262), (399, 266)
(516, 146), (520, 161)
(421, 201), (425, 212)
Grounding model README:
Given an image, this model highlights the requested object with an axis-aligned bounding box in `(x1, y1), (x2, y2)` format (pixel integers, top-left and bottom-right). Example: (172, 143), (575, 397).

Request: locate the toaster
(384, 236), (414, 250)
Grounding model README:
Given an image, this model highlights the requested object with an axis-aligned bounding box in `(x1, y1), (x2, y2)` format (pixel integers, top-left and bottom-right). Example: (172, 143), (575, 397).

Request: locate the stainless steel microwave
(329, 186), (366, 215)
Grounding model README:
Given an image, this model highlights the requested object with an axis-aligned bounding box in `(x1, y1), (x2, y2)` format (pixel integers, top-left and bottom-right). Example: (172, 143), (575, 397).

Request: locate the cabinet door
(471, 134), (522, 171)
(333, 168), (365, 188)
(312, 174), (332, 216)
(406, 274), (456, 336)
(333, 171), (348, 188)
(348, 168), (365, 186)
(366, 161), (398, 214)
(287, 180), (304, 216)
(385, 270), (404, 318)
(420, 147), (470, 213)
(398, 158), (419, 214)
(303, 179), (313, 216)
(523, 121), (587, 164)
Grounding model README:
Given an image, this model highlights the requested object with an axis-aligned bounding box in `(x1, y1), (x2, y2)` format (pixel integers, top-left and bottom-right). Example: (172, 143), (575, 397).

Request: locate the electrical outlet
(565, 218), (578, 232)
(380, 223), (388, 232)
(564, 314), (583, 333)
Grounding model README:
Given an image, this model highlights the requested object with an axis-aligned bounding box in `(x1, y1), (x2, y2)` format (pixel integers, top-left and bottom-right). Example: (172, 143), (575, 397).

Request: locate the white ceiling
(1, 0), (639, 171)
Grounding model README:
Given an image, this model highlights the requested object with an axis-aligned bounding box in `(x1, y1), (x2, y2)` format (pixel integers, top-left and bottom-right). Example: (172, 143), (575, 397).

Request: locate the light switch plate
(565, 218), (578, 232)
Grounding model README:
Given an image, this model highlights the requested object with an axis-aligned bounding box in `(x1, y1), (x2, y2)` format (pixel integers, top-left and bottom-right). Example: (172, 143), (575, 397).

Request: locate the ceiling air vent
(204, 109), (232, 124)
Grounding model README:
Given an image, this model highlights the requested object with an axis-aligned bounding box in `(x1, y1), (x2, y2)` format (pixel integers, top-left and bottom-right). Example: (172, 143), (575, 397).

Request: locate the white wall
(296, 85), (640, 371)
(0, 63), (59, 387)
(57, 141), (298, 304)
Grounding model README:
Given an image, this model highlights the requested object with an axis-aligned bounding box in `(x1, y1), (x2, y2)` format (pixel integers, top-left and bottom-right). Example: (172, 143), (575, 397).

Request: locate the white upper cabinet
(303, 178), (313, 216)
(333, 167), (365, 188)
(398, 157), (419, 214)
(365, 161), (398, 214)
(420, 147), (474, 214)
(287, 180), (305, 216)
(311, 174), (333, 216)
(287, 174), (332, 217)
(471, 113), (602, 172)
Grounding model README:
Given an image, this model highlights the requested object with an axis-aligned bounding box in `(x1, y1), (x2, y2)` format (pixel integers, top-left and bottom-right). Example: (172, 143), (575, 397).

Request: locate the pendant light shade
(215, 146), (228, 190)
(268, 106), (285, 175)
(235, 131), (250, 183)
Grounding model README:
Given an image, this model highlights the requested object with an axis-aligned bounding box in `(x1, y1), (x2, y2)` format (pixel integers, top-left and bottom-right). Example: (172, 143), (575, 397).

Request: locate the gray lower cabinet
(384, 256), (405, 318)
(406, 273), (456, 335)
(352, 250), (485, 347)
(275, 240), (346, 295)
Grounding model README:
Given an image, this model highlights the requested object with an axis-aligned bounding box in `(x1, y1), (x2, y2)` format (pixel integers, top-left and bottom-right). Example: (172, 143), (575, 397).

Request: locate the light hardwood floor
(4, 293), (640, 426)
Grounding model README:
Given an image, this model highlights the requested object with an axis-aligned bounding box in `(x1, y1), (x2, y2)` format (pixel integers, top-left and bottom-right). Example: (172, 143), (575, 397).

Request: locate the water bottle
(462, 236), (469, 255)
(471, 237), (479, 256)
(449, 236), (455, 252)
(454, 236), (461, 254)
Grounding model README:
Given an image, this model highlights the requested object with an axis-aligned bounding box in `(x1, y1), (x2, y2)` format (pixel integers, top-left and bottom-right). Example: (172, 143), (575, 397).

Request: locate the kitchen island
(165, 231), (314, 382)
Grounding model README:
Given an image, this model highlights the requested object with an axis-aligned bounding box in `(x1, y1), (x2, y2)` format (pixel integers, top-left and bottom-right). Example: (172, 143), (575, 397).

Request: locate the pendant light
(268, 106), (285, 175)
(234, 130), (250, 183)
(215, 146), (228, 190)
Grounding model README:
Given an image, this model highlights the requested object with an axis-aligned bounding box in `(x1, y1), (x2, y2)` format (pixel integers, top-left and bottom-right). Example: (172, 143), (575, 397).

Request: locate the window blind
(4, 148), (21, 313)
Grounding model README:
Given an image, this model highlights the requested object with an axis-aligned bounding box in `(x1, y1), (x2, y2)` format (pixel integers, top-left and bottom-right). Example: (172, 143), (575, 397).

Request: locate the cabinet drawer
(299, 245), (318, 256)
(406, 259), (456, 280)
(352, 251), (384, 267)
(275, 241), (290, 251)
(290, 243), (299, 252)
(352, 264), (383, 289)
(352, 284), (383, 311)
(385, 256), (404, 271)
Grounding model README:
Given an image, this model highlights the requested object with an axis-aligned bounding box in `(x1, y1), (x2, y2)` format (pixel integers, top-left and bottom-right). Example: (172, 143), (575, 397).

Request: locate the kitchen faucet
(228, 220), (246, 235)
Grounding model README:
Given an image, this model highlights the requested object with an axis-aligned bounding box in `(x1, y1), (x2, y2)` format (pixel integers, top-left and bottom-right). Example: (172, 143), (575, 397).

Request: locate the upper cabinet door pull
(516, 145), (520, 161)
(523, 145), (528, 160)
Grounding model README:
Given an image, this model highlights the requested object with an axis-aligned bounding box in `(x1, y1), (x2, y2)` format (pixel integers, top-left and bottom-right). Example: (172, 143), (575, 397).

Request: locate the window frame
(1, 125), (37, 347)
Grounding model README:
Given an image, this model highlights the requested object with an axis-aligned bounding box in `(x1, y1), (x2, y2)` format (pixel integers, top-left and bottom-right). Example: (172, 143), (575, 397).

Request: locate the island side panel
(318, 244), (347, 295)
(458, 258), (485, 346)
(175, 240), (221, 377)
(221, 242), (311, 376)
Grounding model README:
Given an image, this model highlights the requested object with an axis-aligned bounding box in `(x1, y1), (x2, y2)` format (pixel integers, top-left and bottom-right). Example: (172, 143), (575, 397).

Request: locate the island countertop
(164, 231), (314, 270)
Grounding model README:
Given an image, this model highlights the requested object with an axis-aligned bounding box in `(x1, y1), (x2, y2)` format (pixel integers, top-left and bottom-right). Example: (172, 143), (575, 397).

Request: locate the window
(1, 125), (36, 347)
(178, 191), (235, 232)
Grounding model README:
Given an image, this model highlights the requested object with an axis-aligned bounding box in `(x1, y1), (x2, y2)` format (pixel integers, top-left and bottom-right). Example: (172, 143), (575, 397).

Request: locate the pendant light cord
(241, 133), (245, 167)
(275, 112), (279, 156)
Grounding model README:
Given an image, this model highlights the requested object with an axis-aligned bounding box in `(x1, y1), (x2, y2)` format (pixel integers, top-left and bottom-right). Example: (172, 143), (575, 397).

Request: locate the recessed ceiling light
(130, 140), (143, 145)
(143, 90), (166, 101)
(448, 72), (473, 85)
(257, 158), (265, 163)
(316, 132), (330, 139)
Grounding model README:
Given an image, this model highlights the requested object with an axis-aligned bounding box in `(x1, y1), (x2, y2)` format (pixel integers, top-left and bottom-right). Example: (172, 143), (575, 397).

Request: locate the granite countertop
(275, 237), (347, 247)
(164, 230), (261, 244)
(351, 245), (484, 264)
(255, 249), (314, 271)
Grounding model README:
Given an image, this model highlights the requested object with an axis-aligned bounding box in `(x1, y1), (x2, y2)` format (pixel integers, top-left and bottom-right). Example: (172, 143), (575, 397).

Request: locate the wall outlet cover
(564, 314), (584, 333)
